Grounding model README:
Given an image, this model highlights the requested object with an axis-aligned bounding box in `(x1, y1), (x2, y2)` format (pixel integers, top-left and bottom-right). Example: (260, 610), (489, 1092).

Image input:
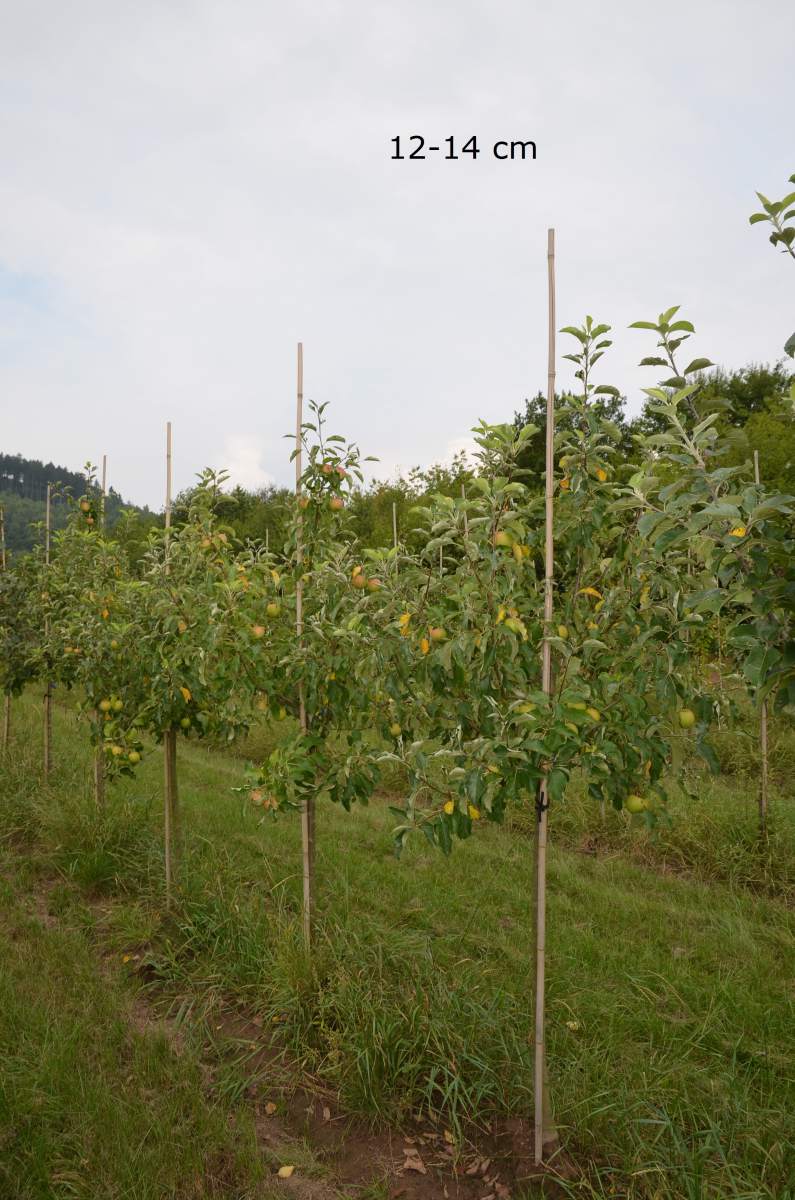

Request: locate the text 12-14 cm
(391, 135), (537, 161)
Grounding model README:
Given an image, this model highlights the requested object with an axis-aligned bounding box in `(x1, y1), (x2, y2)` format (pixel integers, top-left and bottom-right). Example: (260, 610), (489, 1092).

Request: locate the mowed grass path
(1, 692), (794, 1199)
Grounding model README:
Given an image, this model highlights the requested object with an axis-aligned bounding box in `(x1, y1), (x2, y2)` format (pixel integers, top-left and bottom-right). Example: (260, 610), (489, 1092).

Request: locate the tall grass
(1, 692), (794, 1198)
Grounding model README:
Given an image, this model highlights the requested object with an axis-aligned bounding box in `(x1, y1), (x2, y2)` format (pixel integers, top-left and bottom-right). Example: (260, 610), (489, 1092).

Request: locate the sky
(1, 0), (792, 508)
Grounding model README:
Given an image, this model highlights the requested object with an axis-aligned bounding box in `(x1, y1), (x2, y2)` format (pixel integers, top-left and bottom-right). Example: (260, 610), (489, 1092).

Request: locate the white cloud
(220, 436), (273, 492)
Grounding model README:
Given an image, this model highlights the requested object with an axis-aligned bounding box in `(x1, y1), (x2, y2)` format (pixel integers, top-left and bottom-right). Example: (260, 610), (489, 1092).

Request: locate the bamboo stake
(100, 454), (107, 531)
(1, 506), (9, 756)
(296, 343), (314, 947)
(461, 481), (469, 538)
(163, 422), (178, 906)
(392, 501), (398, 551)
(44, 485), (53, 777)
(534, 228), (558, 1164)
(94, 454), (108, 808)
(754, 449), (769, 839)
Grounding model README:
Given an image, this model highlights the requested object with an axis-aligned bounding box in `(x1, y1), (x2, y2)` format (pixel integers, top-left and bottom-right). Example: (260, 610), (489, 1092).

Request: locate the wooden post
(93, 454), (108, 807)
(100, 454), (107, 531)
(534, 229), (559, 1164)
(1, 506), (9, 756)
(163, 422), (178, 905)
(296, 343), (314, 947)
(754, 449), (769, 839)
(392, 501), (398, 551)
(44, 485), (53, 777)
(461, 481), (469, 538)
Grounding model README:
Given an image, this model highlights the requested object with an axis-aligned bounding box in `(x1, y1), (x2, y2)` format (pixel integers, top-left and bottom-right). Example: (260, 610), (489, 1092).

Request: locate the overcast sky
(1, 0), (792, 508)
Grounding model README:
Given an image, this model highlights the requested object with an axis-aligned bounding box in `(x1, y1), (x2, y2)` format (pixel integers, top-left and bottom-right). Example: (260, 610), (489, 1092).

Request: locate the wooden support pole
(163, 422), (178, 904)
(534, 229), (559, 1164)
(1, 506), (8, 756)
(296, 343), (314, 947)
(92, 454), (109, 806)
(100, 454), (107, 531)
(754, 449), (769, 839)
(44, 484), (53, 777)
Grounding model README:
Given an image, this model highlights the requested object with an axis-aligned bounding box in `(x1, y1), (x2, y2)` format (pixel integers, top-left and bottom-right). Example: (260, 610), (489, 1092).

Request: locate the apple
(112, 699), (123, 713)
(352, 573), (367, 589)
(110, 744), (123, 757)
(336, 466), (347, 478)
(298, 496), (310, 510)
(252, 624), (266, 638)
(180, 717), (191, 729)
(321, 463), (334, 475)
(429, 626), (447, 642)
(625, 794), (647, 814)
(366, 577), (381, 592)
(128, 750), (141, 765)
(678, 708), (696, 729)
(80, 499), (91, 513)
(557, 624), (569, 640)
(493, 530), (514, 549)
(266, 602), (280, 618)
(329, 496), (344, 512)
(389, 722), (402, 737)
(98, 699), (112, 713)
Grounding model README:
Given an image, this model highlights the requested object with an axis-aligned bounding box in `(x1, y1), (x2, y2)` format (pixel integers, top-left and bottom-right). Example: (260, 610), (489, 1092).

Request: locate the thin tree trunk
(93, 732), (105, 810)
(534, 228), (560, 1164)
(164, 729), (178, 906)
(43, 686), (53, 777)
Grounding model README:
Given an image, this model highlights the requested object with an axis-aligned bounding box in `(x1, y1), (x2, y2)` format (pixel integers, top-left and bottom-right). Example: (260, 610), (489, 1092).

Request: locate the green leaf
(639, 356), (668, 367)
(749, 212), (769, 224)
(593, 385), (620, 397)
(668, 320), (695, 333)
(629, 320), (659, 331)
(683, 358), (714, 374)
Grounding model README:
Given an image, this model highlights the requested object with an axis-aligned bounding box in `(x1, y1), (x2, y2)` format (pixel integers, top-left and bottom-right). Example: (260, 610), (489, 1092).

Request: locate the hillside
(0, 453), (150, 553)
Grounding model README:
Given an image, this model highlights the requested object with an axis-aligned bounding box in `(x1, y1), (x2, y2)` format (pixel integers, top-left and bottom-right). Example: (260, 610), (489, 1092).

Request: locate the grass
(0, 863), (283, 1198)
(1, 690), (794, 1198)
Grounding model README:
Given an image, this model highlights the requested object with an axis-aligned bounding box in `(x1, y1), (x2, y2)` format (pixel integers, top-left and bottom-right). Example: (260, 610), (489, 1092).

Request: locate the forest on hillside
(3, 361), (793, 559)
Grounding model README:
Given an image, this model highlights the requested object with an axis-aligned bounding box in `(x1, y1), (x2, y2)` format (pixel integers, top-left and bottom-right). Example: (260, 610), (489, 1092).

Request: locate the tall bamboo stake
(163, 422), (178, 905)
(94, 454), (108, 808)
(44, 485), (53, 777)
(392, 501), (398, 552)
(296, 343), (314, 947)
(461, 481), (469, 537)
(534, 228), (557, 1164)
(100, 454), (107, 530)
(1, 506), (9, 755)
(754, 449), (769, 838)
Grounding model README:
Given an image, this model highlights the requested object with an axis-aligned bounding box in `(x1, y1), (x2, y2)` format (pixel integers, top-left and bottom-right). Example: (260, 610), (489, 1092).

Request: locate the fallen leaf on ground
(264, 1101), (277, 1115)
(277, 1165), (295, 1179)
(403, 1151), (427, 1175)
(322, 1105), (331, 1122)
